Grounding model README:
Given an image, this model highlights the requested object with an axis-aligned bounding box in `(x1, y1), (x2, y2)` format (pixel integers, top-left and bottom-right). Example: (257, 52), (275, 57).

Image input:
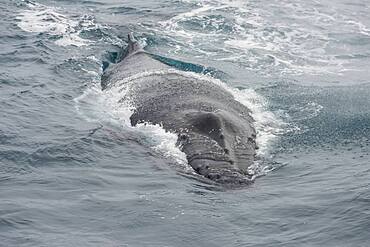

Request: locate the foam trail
(74, 81), (188, 168)
(16, 1), (91, 47)
(153, 0), (362, 78)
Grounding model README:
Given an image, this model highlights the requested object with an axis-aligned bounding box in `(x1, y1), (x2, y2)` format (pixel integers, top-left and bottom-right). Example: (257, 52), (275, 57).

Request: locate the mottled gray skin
(102, 34), (257, 185)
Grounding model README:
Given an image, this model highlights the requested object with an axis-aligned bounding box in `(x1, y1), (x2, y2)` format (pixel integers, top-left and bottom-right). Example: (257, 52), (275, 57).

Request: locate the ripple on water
(1, 0), (370, 246)
(149, 0), (370, 85)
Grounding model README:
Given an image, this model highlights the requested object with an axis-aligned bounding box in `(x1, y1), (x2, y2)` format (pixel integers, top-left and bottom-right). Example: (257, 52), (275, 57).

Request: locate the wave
(16, 1), (95, 47)
(147, 0), (370, 80)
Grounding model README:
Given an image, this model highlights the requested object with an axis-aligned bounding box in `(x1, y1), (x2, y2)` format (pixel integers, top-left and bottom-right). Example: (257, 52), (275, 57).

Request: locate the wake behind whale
(101, 34), (264, 186)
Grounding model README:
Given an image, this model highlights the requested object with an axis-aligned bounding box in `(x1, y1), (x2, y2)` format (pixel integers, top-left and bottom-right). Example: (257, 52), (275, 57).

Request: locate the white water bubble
(16, 1), (92, 47)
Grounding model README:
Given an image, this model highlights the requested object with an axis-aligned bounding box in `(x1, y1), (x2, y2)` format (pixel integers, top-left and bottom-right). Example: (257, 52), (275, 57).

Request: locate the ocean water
(1, 0), (369, 246)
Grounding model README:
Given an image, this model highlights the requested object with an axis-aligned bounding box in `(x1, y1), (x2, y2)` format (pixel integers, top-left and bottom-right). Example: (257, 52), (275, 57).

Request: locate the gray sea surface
(1, 0), (369, 246)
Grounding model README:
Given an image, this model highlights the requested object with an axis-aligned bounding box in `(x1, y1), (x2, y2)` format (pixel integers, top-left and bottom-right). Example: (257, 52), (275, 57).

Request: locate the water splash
(16, 1), (93, 46)
(74, 79), (189, 168)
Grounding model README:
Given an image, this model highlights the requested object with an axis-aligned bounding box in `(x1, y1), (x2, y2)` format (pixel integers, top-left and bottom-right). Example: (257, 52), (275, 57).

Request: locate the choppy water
(1, 0), (369, 246)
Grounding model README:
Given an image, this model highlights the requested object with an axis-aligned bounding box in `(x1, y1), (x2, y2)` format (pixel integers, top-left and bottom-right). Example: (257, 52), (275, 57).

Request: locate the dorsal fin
(126, 33), (142, 55)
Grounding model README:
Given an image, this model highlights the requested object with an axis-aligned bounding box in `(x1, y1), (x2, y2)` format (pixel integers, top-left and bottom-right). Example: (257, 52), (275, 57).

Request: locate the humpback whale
(102, 34), (257, 185)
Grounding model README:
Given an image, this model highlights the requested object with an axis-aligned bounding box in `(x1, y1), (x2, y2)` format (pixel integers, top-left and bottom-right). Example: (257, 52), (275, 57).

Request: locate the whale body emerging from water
(102, 34), (257, 185)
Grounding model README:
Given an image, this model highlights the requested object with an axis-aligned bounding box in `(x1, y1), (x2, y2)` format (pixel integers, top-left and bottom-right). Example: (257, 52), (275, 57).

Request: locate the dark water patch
(0, 42), (50, 64)
(0, 129), (19, 146)
(335, 52), (370, 59)
(0, 215), (34, 230)
(0, 34), (29, 44)
(53, 58), (96, 80)
(27, 141), (94, 167)
(107, 6), (137, 14)
(330, 32), (370, 46)
(0, 149), (32, 164)
(256, 147), (370, 246)
(79, 25), (110, 41)
(0, 154), (33, 176)
(32, 39), (56, 52)
(260, 82), (370, 149)
(107, 6), (154, 15)
(1, 55), (47, 66)
(81, 0), (106, 6)
(149, 53), (227, 78)
(180, 14), (236, 34)
(102, 50), (123, 69)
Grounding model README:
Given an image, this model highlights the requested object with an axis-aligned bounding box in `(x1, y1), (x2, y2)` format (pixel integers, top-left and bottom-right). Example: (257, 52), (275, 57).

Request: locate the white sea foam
(225, 39), (278, 53)
(16, 2), (77, 34)
(151, 0), (368, 78)
(74, 76), (189, 169)
(16, 1), (91, 47)
(170, 5), (214, 20)
(288, 101), (324, 122)
(54, 33), (91, 47)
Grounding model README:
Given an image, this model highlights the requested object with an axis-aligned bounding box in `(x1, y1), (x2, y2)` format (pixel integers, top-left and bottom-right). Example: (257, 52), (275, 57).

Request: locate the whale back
(101, 33), (170, 90)
(124, 69), (257, 184)
(126, 33), (142, 55)
(101, 36), (257, 185)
